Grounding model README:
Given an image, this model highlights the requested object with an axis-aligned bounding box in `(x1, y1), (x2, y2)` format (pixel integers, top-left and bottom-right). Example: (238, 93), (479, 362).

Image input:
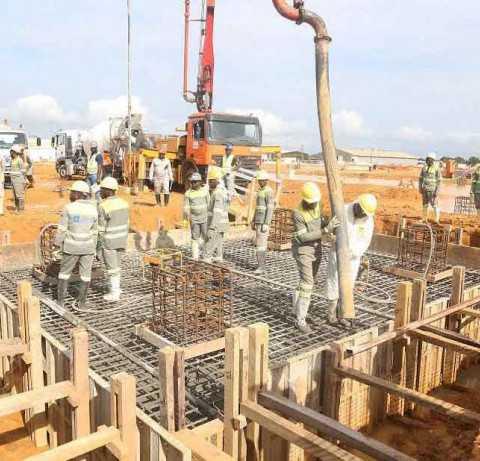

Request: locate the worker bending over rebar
(470, 159), (480, 221)
(149, 150), (173, 206)
(419, 152), (442, 224)
(56, 181), (98, 309)
(251, 170), (275, 274)
(292, 182), (339, 334)
(97, 177), (130, 302)
(325, 194), (376, 327)
(183, 172), (209, 260)
(203, 168), (229, 263)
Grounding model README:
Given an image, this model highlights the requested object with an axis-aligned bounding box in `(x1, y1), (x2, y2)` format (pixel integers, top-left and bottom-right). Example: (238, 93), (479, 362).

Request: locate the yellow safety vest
(222, 154), (235, 172)
(87, 153), (99, 175)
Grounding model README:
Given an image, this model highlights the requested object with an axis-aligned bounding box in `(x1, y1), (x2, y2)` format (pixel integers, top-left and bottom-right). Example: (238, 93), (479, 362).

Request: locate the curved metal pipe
(271, 0), (355, 318)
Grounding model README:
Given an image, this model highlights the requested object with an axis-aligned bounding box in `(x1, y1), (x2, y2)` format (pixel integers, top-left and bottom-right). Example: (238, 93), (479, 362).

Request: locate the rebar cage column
(268, 208), (294, 246)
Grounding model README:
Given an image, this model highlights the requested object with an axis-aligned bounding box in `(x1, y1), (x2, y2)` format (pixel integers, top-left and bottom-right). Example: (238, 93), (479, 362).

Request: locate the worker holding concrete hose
(220, 143), (239, 202)
(149, 150), (173, 206)
(86, 141), (103, 203)
(9, 144), (26, 214)
(470, 161), (480, 220)
(325, 194), (376, 327)
(203, 168), (229, 263)
(292, 182), (340, 334)
(55, 181), (98, 309)
(419, 152), (442, 224)
(97, 177), (130, 302)
(251, 170), (275, 274)
(183, 172), (209, 260)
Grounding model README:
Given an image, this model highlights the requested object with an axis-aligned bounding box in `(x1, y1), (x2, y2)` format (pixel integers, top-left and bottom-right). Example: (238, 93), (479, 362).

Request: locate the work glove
(51, 250), (61, 262)
(182, 219), (188, 228)
(321, 232), (336, 245)
(261, 224), (270, 233)
(251, 222), (256, 231)
(324, 216), (340, 234)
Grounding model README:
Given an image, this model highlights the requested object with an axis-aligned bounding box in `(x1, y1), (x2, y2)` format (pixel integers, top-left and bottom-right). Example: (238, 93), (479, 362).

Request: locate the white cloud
(88, 96), (149, 124)
(333, 110), (370, 137)
(396, 126), (431, 140)
(446, 131), (480, 143)
(14, 94), (79, 124)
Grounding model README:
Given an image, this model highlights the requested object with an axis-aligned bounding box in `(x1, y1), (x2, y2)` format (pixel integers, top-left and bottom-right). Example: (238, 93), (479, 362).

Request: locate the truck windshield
(208, 121), (260, 145)
(0, 132), (27, 149)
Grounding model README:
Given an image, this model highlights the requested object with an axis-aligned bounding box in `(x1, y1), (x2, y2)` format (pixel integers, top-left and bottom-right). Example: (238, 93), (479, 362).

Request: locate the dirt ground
(1, 163), (479, 246)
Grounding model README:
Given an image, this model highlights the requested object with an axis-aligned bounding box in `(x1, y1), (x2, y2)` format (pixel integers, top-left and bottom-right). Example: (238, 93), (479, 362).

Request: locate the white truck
(52, 129), (89, 179)
(0, 122), (40, 186)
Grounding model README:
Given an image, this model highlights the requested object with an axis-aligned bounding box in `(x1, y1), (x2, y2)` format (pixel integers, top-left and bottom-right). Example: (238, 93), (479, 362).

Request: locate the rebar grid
(39, 224), (61, 275)
(454, 196), (476, 215)
(396, 224), (450, 275)
(151, 260), (233, 345)
(268, 208), (294, 245)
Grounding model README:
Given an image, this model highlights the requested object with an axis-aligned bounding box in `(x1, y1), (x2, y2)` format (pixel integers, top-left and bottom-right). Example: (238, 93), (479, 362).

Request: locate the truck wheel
(58, 165), (68, 180)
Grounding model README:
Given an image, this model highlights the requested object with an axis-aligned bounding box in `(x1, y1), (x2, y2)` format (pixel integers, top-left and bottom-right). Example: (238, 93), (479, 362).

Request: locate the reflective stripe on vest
(222, 154), (235, 171)
(87, 153), (99, 174)
(293, 202), (323, 239)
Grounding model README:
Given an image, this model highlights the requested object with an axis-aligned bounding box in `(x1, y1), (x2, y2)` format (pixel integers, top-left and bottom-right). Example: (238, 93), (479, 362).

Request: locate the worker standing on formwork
(470, 161), (480, 220)
(221, 143), (239, 202)
(183, 172), (209, 260)
(149, 150), (173, 207)
(97, 177), (130, 302)
(251, 170), (275, 274)
(203, 168), (229, 263)
(55, 181), (98, 309)
(419, 152), (442, 224)
(0, 150), (4, 216)
(9, 145), (26, 214)
(325, 194), (376, 326)
(86, 141), (103, 203)
(292, 182), (339, 334)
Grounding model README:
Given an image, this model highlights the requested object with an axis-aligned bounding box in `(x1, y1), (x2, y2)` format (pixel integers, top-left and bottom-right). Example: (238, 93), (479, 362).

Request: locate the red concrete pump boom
(183, 0), (215, 113)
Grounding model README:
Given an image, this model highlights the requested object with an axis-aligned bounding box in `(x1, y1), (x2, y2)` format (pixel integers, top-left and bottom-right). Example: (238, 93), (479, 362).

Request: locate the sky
(1, 0), (480, 157)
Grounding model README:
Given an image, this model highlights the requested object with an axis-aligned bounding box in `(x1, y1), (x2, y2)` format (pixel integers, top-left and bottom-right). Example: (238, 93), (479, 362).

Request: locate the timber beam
(0, 337), (28, 357)
(421, 324), (480, 348)
(409, 330), (480, 357)
(459, 308), (480, 318)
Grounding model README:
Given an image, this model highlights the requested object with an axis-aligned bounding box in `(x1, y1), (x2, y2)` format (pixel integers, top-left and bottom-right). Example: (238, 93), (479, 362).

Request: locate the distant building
(277, 151), (320, 163)
(334, 148), (420, 166)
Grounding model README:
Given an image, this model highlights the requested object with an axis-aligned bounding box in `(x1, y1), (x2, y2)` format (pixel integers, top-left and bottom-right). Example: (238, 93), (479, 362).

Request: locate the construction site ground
(2, 162), (480, 246)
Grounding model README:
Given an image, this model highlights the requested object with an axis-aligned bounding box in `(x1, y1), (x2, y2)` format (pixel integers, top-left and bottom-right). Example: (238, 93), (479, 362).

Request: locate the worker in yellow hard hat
(292, 182), (340, 334)
(325, 193), (376, 327)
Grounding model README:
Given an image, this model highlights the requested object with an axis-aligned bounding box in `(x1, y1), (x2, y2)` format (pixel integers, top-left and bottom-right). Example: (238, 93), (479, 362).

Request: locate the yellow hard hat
(208, 168), (223, 180)
(358, 194), (377, 216)
(256, 170), (269, 181)
(70, 180), (90, 194)
(301, 182), (321, 204)
(100, 176), (119, 191)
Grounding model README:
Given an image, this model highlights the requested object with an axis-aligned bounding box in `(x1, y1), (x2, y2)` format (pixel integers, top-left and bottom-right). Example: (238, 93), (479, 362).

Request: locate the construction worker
(149, 150), (173, 206)
(251, 170), (275, 274)
(97, 177), (130, 302)
(419, 152), (442, 223)
(203, 168), (229, 263)
(102, 148), (113, 177)
(0, 150), (4, 216)
(19, 145), (34, 187)
(183, 172), (209, 260)
(55, 181), (98, 309)
(292, 182), (339, 334)
(325, 194), (376, 326)
(9, 145), (26, 214)
(470, 161), (480, 220)
(221, 143), (239, 201)
(86, 141), (103, 202)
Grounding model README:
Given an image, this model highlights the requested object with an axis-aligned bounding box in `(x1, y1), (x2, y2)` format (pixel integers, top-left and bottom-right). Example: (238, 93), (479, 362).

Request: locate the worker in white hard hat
(419, 152), (442, 224)
(55, 181), (98, 309)
(220, 143), (240, 203)
(325, 194), (376, 326)
(470, 158), (480, 221)
(292, 182), (340, 334)
(251, 170), (275, 274)
(85, 141), (103, 203)
(97, 177), (130, 302)
(183, 172), (209, 260)
(203, 168), (229, 263)
(9, 144), (26, 214)
(149, 149), (173, 206)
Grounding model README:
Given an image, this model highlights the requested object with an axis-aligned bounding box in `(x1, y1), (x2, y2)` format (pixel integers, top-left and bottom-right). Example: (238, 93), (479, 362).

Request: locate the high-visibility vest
(183, 188), (209, 223)
(471, 165), (480, 194)
(102, 153), (112, 166)
(222, 154), (236, 173)
(87, 153), (99, 175)
(419, 165), (441, 192)
(98, 196), (130, 250)
(292, 202), (324, 249)
(253, 186), (275, 225)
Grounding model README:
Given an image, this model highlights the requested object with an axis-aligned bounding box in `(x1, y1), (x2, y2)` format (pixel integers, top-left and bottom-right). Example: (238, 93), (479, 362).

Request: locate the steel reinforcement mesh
(1, 238), (479, 428)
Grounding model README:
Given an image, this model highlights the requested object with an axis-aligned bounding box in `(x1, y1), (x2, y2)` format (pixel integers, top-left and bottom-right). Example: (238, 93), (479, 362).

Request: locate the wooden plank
(335, 366), (480, 425)
(258, 391), (414, 461)
(382, 265), (453, 283)
(409, 329), (480, 356)
(0, 381), (74, 417)
(175, 429), (233, 461)
(134, 323), (175, 349)
(175, 349), (186, 431)
(191, 419), (224, 450)
(459, 308), (480, 318)
(183, 337), (225, 360)
(344, 293), (480, 358)
(158, 346), (176, 431)
(422, 324), (480, 348)
(0, 337), (28, 356)
(24, 426), (121, 461)
(240, 400), (361, 461)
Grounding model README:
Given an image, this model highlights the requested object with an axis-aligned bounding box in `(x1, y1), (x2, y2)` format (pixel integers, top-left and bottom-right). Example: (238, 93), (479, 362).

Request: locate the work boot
(104, 275), (121, 302)
(296, 297), (312, 334)
(191, 240), (200, 260)
(291, 289), (300, 315)
(164, 194), (170, 207)
(253, 251), (266, 275)
(327, 299), (338, 324)
(14, 198), (19, 214)
(434, 207), (440, 224)
(57, 279), (68, 308)
(77, 282), (90, 310)
(155, 194), (161, 206)
(18, 199), (25, 214)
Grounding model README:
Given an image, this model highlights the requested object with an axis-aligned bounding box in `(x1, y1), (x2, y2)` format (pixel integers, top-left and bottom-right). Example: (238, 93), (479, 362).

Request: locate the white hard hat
(90, 141), (98, 149)
(256, 170), (269, 181)
(100, 177), (119, 191)
(10, 144), (22, 154)
(70, 181), (90, 194)
(426, 152), (437, 161)
(190, 172), (202, 182)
